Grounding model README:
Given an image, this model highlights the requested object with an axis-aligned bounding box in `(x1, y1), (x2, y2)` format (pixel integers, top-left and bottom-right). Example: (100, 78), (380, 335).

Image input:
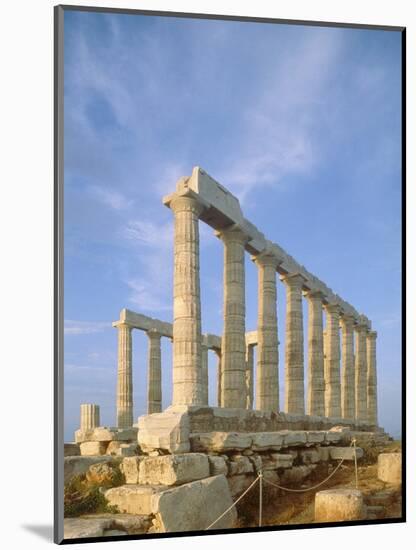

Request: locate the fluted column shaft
(255, 254), (280, 411)
(305, 291), (325, 416)
(355, 323), (368, 422)
(324, 304), (342, 417)
(80, 404), (100, 431)
(340, 315), (355, 421)
(147, 330), (162, 414)
(366, 331), (378, 426)
(219, 226), (248, 408)
(245, 344), (254, 409)
(201, 343), (209, 406)
(215, 350), (222, 407)
(116, 323), (133, 428)
(282, 273), (306, 415)
(170, 195), (205, 406)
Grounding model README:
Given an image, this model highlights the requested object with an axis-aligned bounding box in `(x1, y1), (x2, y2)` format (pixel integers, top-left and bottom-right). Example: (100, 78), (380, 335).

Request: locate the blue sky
(63, 10), (402, 442)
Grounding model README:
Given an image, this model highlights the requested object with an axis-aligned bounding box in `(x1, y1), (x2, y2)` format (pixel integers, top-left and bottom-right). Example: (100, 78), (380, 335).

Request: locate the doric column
(115, 322), (133, 428)
(324, 303), (342, 418)
(214, 350), (222, 407)
(366, 331), (378, 426)
(146, 329), (162, 414)
(354, 317), (369, 422)
(245, 343), (254, 409)
(254, 252), (280, 411)
(80, 404), (100, 431)
(281, 273), (307, 415)
(201, 341), (209, 406)
(340, 314), (355, 421)
(217, 225), (249, 409)
(169, 194), (205, 406)
(305, 290), (325, 417)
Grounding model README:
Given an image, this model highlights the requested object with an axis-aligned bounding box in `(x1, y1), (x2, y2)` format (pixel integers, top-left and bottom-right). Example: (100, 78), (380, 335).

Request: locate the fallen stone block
(86, 462), (120, 486)
(120, 457), (143, 484)
(208, 456), (228, 476)
(151, 474), (237, 532)
(190, 432), (252, 452)
(75, 427), (138, 444)
(64, 443), (80, 457)
(378, 453), (402, 485)
(329, 447), (363, 461)
(80, 441), (108, 456)
(138, 408), (190, 454)
(228, 456), (253, 476)
(315, 489), (365, 522)
(64, 456), (114, 484)
(105, 484), (166, 515)
(251, 432), (283, 451)
(139, 453), (209, 486)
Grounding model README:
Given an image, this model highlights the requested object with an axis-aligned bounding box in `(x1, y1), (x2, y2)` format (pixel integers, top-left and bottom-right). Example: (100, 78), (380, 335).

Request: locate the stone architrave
(366, 331), (378, 426)
(115, 322), (133, 428)
(201, 343), (209, 406)
(340, 314), (355, 421)
(245, 344), (254, 409)
(147, 329), (162, 414)
(324, 303), (342, 418)
(281, 273), (307, 415)
(80, 404), (100, 431)
(354, 317), (369, 422)
(254, 252), (281, 411)
(169, 194), (205, 406)
(217, 225), (249, 409)
(305, 291), (325, 417)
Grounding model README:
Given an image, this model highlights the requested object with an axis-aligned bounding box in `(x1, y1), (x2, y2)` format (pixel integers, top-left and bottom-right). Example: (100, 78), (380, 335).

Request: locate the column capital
(113, 321), (133, 330)
(324, 302), (342, 315)
(339, 313), (356, 329)
(252, 250), (282, 269)
(215, 223), (250, 245)
(280, 272), (308, 288)
(367, 330), (378, 339)
(146, 328), (162, 340)
(167, 191), (206, 217)
(304, 289), (326, 301)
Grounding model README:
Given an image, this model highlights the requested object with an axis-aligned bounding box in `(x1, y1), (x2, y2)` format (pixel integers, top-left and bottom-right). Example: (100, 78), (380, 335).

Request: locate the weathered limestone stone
(281, 465), (312, 485)
(355, 318), (369, 422)
(254, 252), (281, 411)
(84, 513), (152, 535)
(80, 404), (100, 431)
(138, 407), (190, 454)
(64, 443), (80, 457)
(117, 443), (138, 457)
(340, 314), (355, 421)
(190, 431), (252, 452)
(86, 462), (119, 485)
(248, 454), (262, 472)
(263, 453), (294, 470)
(227, 474), (254, 498)
(75, 427), (138, 444)
(281, 430), (307, 447)
(315, 489), (365, 522)
(281, 273), (307, 415)
(317, 446), (332, 461)
(218, 225), (249, 409)
(324, 431), (343, 444)
(324, 304), (342, 418)
(147, 329), (162, 414)
(329, 425), (352, 443)
(305, 291), (325, 417)
(115, 322), (133, 428)
(329, 447), (363, 460)
(251, 432), (283, 451)
(208, 456), (228, 476)
(64, 456), (114, 484)
(378, 453), (402, 484)
(151, 475), (237, 531)
(366, 331), (378, 426)
(169, 193), (205, 406)
(306, 431), (325, 444)
(64, 518), (113, 539)
(300, 449), (320, 464)
(201, 343), (209, 406)
(139, 453), (210, 486)
(245, 343), (254, 409)
(105, 485), (166, 515)
(80, 441), (107, 456)
(228, 455), (253, 475)
(106, 441), (125, 455)
(120, 457), (143, 484)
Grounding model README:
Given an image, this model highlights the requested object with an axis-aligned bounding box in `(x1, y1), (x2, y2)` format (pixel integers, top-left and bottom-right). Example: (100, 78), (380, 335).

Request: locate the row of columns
(165, 192), (378, 426)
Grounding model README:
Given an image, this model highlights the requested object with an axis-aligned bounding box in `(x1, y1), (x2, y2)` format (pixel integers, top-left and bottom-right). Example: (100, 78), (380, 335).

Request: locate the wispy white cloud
(64, 320), (111, 335)
(87, 185), (133, 211)
(123, 219), (173, 248)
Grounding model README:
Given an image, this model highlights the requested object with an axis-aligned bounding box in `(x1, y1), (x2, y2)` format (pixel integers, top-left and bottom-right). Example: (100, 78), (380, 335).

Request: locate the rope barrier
(205, 475), (259, 530)
(205, 439), (359, 529)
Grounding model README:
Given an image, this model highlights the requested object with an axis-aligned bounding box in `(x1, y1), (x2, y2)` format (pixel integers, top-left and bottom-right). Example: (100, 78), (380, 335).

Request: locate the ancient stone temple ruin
(65, 167), (393, 538)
